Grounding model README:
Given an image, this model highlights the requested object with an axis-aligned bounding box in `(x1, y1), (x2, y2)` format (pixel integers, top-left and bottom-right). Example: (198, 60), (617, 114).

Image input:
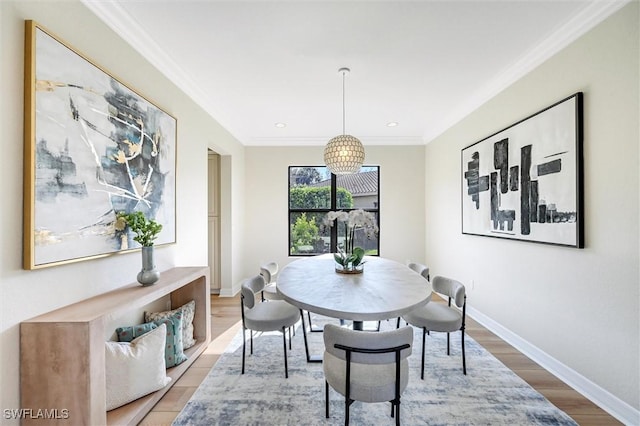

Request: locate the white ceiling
(84, 1), (627, 146)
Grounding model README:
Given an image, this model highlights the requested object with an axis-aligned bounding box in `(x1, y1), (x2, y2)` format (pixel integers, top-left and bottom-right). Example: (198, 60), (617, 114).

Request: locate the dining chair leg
(396, 317), (401, 329)
(282, 326), (289, 378)
(421, 327), (426, 380)
(344, 398), (350, 426)
(395, 402), (400, 426)
(447, 331), (450, 356)
(288, 326), (292, 350)
(241, 326), (246, 374)
(250, 330), (254, 355)
(325, 380), (330, 418)
(462, 330), (467, 375)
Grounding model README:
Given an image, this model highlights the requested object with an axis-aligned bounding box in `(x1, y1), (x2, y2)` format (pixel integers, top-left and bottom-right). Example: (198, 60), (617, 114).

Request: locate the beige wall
(1, 0), (637, 422)
(424, 3), (638, 417)
(242, 145), (426, 289)
(0, 1), (245, 419)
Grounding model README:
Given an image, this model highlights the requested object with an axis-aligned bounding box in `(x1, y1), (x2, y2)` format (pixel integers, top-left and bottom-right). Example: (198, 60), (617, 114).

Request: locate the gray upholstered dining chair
(259, 261), (282, 301)
(407, 261), (430, 281)
(396, 261), (430, 328)
(401, 275), (466, 379)
(323, 323), (413, 426)
(240, 275), (300, 378)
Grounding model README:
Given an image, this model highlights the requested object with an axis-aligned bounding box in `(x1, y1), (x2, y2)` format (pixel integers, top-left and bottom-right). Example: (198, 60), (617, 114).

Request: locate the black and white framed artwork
(461, 93), (584, 248)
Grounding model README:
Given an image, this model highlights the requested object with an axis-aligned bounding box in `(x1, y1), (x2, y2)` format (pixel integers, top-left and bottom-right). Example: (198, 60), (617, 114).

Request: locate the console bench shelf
(20, 266), (211, 426)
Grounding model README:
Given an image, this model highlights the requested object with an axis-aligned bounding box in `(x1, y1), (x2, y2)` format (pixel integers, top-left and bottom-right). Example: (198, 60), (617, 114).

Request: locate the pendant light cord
(342, 70), (346, 135)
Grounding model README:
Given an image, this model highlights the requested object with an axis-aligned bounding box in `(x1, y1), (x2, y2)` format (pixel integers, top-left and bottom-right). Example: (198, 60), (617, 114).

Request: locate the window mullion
(330, 173), (338, 252)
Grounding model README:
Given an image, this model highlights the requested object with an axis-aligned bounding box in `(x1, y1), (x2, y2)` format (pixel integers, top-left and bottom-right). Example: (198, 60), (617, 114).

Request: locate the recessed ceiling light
(386, 122), (398, 127)
(275, 122), (286, 128)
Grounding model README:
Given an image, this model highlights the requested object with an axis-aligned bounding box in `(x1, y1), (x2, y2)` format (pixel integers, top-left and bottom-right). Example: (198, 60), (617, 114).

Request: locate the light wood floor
(140, 294), (621, 425)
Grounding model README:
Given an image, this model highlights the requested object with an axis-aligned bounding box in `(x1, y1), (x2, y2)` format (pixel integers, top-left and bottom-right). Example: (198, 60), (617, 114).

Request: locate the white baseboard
(218, 282), (242, 297)
(467, 306), (639, 426)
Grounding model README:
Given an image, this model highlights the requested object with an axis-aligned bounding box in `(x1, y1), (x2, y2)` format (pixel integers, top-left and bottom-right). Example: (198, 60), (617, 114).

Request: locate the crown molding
(81, 0), (247, 143)
(83, 0), (629, 147)
(423, 0), (631, 144)
(246, 135), (424, 146)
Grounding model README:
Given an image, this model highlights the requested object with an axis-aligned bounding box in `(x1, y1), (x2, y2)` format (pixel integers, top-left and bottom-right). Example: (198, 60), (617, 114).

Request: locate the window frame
(288, 165), (380, 257)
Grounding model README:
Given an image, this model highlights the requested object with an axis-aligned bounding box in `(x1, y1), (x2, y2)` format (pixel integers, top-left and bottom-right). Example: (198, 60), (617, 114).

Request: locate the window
(288, 166), (379, 256)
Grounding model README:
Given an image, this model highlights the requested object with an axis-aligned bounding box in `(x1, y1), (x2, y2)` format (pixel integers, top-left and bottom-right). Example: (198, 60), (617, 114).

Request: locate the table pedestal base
(300, 310), (322, 363)
(300, 312), (384, 363)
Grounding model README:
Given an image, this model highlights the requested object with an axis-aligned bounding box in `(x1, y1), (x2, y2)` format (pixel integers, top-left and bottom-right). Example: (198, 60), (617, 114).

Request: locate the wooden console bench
(20, 266), (211, 426)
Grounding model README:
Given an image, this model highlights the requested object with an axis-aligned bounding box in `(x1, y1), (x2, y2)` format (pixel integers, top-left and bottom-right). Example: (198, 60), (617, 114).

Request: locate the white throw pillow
(105, 323), (171, 411)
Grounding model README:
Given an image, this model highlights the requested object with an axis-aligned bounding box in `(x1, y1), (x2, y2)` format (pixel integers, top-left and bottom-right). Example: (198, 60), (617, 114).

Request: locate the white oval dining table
(277, 254), (431, 361)
(278, 254), (432, 323)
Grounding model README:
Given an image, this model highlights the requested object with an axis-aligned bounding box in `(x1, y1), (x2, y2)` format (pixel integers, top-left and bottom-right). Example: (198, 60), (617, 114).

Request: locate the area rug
(173, 315), (577, 425)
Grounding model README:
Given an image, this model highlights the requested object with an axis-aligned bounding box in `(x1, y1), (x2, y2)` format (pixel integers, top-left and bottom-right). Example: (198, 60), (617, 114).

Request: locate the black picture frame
(461, 93), (584, 248)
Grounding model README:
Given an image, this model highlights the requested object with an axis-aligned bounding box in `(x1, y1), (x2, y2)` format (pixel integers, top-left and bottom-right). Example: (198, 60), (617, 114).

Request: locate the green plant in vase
(115, 211), (163, 285)
(334, 246), (366, 272)
(115, 211), (163, 247)
(323, 209), (378, 273)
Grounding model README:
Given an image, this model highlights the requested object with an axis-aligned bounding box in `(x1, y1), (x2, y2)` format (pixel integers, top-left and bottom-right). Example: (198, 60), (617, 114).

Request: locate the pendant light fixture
(323, 67), (365, 175)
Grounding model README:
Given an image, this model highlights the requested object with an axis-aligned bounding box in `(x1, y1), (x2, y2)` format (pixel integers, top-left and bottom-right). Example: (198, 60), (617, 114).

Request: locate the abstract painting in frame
(461, 93), (584, 248)
(23, 21), (177, 269)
